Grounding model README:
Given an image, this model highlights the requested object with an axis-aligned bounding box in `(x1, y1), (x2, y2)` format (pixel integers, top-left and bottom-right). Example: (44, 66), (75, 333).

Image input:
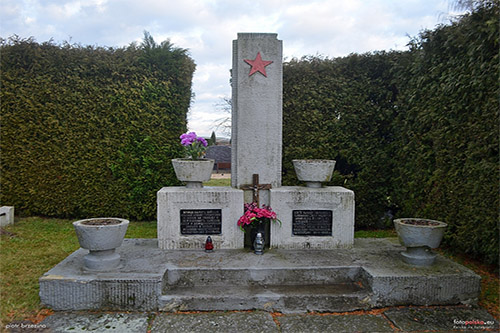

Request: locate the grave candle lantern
(205, 236), (214, 252)
(253, 233), (264, 255)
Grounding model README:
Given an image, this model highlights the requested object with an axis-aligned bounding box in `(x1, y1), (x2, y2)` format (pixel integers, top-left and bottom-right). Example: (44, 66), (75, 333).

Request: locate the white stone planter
(172, 158), (215, 188)
(292, 159), (336, 188)
(73, 218), (129, 271)
(394, 218), (447, 266)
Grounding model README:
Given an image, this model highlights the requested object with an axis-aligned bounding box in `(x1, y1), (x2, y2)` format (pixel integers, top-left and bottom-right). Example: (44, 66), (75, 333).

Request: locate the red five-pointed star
(244, 52), (273, 77)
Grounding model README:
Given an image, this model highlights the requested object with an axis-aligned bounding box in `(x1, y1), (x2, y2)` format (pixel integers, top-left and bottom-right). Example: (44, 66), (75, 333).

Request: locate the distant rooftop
(206, 145), (231, 163)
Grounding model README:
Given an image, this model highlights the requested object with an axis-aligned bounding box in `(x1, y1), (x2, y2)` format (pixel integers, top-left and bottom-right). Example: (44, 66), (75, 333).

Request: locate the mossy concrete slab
(385, 306), (499, 332)
(278, 313), (393, 333)
(27, 307), (497, 333)
(40, 312), (149, 332)
(151, 311), (278, 333)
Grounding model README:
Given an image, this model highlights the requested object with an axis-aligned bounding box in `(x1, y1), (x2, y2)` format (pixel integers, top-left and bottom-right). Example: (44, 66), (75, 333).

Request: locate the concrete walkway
(5, 306), (497, 332)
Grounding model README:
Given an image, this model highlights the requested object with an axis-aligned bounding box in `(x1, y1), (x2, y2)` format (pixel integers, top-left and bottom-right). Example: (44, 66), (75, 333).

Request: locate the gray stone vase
(172, 158), (215, 188)
(73, 218), (129, 271)
(292, 159), (336, 188)
(394, 218), (447, 266)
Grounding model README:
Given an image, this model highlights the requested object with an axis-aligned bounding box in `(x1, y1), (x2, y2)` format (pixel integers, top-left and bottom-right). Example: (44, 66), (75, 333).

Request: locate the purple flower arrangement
(179, 132), (208, 159)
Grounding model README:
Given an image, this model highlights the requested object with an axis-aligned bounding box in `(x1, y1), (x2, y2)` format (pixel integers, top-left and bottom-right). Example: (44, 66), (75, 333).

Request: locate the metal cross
(240, 174), (272, 207)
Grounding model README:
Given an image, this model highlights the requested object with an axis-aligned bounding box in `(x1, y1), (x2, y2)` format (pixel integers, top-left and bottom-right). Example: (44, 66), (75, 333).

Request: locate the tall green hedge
(282, 1), (499, 264)
(0, 34), (195, 220)
(392, 2), (499, 264)
(282, 52), (400, 229)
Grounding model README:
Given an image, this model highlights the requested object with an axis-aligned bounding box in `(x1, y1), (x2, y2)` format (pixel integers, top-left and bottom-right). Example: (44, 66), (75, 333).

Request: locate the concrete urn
(172, 158), (215, 188)
(293, 159), (336, 188)
(394, 218), (447, 266)
(73, 218), (129, 271)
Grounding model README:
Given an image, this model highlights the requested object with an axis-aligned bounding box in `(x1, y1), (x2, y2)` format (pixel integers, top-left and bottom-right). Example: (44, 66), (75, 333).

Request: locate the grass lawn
(1, 215), (498, 325)
(0, 217), (157, 326)
(204, 178), (231, 186)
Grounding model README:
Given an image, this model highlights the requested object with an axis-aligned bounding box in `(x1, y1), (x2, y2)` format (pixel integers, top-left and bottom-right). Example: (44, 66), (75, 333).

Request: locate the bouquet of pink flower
(180, 132), (208, 159)
(237, 203), (281, 231)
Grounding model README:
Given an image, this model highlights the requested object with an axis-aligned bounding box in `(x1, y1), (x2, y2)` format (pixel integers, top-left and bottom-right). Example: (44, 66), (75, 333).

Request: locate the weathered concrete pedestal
(39, 238), (480, 312)
(270, 186), (354, 249)
(157, 187), (244, 250)
(0, 206), (14, 227)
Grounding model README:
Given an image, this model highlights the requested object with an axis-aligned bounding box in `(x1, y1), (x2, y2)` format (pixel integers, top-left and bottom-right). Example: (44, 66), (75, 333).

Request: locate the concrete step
(163, 266), (364, 290)
(159, 282), (372, 313)
(161, 259), (372, 313)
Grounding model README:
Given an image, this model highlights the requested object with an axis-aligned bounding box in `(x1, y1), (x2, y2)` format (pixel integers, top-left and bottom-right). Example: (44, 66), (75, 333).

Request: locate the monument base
(270, 186), (354, 249)
(157, 187), (244, 250)
(39, 238), (480, 312)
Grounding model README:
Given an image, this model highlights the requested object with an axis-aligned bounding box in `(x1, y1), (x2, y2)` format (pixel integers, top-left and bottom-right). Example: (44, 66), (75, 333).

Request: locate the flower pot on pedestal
(394, 218), (447, 266)
(293, 159), (336, 188)
(172, 158), (215, 188)
(73, 218), (129, 271)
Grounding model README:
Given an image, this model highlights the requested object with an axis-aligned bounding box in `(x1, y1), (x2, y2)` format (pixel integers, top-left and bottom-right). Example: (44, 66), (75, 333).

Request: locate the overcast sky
(1, 0), (464, 137)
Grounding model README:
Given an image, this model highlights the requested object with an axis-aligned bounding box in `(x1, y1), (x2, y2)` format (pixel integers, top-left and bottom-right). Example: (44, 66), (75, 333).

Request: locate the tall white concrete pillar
(231, 33), (283, 202)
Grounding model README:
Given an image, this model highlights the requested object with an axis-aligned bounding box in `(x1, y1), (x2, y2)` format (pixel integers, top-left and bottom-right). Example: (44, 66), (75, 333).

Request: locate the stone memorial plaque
(180, 209), (222, 235)
(292, 210), (332, 236)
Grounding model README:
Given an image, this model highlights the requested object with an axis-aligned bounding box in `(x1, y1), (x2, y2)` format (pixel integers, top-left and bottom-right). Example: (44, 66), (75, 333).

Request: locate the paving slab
(385, 306), (499, 332)
(278, 313), (394, 333)
(39, 312), (149, 332)
(150, 311), (278, 333)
